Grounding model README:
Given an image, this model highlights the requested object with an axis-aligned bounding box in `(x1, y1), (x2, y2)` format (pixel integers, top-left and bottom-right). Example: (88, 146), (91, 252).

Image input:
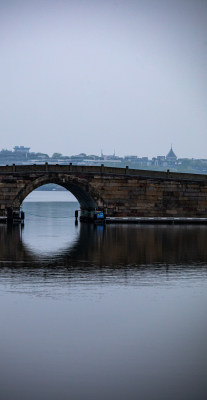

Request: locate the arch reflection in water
(22, 199), (79, 256)
(1, 211), (207, 268)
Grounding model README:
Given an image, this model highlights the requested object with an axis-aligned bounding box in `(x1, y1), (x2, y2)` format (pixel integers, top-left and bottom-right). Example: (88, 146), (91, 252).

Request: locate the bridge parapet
(0, 164), (207, 182)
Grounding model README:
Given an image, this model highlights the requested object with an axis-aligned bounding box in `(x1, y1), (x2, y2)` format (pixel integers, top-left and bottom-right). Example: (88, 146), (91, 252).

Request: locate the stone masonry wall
(96, 175), (207, 217)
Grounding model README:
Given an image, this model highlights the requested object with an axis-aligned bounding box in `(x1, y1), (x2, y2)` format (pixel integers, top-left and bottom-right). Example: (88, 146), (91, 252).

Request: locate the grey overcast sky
(0, 0), (206, 158)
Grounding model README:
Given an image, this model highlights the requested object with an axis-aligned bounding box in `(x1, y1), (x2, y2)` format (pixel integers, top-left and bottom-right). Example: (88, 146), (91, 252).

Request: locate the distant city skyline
(0, 140), (205, 161)
(0, 0), (206, 159)
(0, 144), (192, 159)
(1, 143), (206, 162)
(1, 144), (207, 174)
(0, 144), (179, 159)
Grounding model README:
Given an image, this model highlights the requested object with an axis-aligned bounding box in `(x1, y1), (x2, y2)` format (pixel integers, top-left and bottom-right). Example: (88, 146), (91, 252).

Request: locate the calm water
(0, 191), (207, 400)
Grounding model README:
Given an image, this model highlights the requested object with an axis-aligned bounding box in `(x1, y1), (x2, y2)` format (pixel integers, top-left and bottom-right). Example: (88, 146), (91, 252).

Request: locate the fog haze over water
(0, 0), (207, 158)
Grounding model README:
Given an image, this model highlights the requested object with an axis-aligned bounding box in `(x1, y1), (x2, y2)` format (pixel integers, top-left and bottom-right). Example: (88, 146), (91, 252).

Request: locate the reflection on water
(22, 201), (79, 255)
(0, 200), (207, 400)
(1, 201), (207, 268)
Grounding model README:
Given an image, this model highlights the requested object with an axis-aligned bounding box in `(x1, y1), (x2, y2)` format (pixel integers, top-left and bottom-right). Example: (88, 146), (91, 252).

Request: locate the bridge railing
(0, 163), (207, 182)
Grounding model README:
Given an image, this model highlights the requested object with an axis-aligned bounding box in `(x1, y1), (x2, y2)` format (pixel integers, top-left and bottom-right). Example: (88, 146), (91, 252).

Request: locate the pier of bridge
(0, 164), (207, 223)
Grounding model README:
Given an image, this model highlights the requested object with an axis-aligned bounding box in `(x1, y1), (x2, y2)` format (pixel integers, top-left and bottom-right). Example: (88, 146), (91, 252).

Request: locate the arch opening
(23, 184), (77, 203)
(12, 175), (99, 212)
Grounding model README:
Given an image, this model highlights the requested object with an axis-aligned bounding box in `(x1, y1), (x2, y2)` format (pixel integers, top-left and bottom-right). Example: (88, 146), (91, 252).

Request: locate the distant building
(101, 150), (117, 160)
(141, 157), (149, 162)
(166, 146), (177, 164)
(14, 146), (30, 154)
(157, 156), (165, 162)
(124, 155), (138, 161)
(156, 156), (167, 167)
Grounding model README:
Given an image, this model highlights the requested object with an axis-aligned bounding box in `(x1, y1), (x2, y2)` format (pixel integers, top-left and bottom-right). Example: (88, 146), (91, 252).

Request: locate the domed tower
(166, 146), (177, 165)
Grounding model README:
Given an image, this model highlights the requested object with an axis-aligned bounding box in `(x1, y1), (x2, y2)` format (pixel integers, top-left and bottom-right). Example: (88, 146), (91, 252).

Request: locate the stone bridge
(0, 164), (207, 221)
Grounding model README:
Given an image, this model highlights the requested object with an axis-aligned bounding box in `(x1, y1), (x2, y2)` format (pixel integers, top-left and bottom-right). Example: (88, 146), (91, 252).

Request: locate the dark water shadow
(1, 222), (207, 270)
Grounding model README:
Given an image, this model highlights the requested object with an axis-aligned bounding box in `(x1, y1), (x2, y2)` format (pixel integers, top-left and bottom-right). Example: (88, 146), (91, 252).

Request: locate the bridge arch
(11, 174), (102, 211)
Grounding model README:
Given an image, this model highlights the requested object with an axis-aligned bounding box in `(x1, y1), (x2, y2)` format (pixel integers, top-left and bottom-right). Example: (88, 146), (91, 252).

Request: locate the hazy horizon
(0, 144), (203, 160)
(0, 0), (206, 159)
